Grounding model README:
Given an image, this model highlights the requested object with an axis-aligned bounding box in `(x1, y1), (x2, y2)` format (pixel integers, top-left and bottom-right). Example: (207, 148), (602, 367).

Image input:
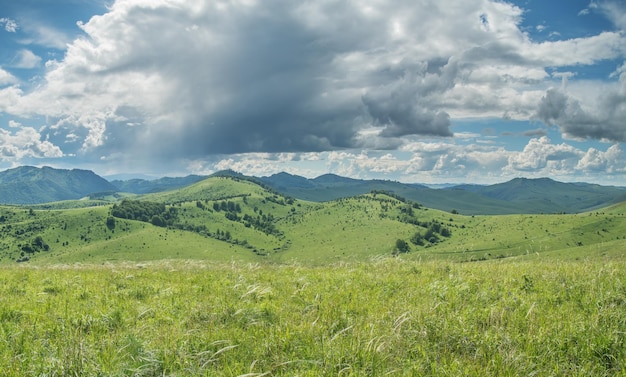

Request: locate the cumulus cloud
(508, 136), (581, 171)
(576, 144), (625, 173)
(0, 124), (63, 161)
(0, 68), (18, 86)
(0, 0), (624, 177)
(536, 84), (626, 142)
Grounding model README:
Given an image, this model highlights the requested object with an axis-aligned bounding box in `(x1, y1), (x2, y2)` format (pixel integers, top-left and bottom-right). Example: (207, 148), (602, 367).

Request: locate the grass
(2, 181), (625, 265)
(1, 176), (625, 375)
(0, 257), (624, 376)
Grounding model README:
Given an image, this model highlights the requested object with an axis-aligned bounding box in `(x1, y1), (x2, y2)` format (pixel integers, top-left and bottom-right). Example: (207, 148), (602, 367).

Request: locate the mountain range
(1, 166), (625, 214)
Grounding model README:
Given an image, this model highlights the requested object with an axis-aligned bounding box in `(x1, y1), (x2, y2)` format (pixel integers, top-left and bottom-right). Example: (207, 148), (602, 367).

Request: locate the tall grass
(0, 257), (624, 376)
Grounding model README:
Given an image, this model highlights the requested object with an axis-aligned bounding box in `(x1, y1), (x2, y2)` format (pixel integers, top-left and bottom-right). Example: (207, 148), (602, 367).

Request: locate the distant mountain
(2, 165), (625, 214)
(111, 175), (206, 194)
(259, 173), (626, 215)
(0, 166), (116, 205)
(446, 177), (626, 213)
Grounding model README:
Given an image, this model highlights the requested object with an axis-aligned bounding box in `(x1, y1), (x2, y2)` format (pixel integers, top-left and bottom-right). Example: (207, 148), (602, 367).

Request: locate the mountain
(446, 177), (626, 213)
(111, 175), (206, 194)
(259, 173), (626, 215)
(0, 166), (117, 205)
(2, 165), (625, 214)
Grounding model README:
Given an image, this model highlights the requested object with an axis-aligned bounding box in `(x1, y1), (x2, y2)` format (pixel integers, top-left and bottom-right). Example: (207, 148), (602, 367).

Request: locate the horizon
(1, 1), (626, 185)
(2, 164), (624, 188)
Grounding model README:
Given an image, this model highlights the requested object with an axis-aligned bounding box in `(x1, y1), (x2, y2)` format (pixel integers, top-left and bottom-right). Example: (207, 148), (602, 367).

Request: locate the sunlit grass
(0, 257), (624, 376)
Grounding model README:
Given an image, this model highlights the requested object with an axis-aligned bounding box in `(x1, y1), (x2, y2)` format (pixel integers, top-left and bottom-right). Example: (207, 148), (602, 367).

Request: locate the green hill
(0, 166), (117, 204)
(0, 175), (624, 265)
(260, 173), (626, 215)
(110, 175), (206, 194)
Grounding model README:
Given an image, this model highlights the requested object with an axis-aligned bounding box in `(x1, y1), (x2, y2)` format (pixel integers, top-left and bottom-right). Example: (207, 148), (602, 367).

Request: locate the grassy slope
(0, 176), (625, 265)
(1, 177), (625, 375)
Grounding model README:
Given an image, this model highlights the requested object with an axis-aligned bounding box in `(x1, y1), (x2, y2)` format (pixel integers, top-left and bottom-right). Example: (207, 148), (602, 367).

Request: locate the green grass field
(0, 258), (624, 376)
(1, 176), (624, 265)
(1, 176), (625, 375)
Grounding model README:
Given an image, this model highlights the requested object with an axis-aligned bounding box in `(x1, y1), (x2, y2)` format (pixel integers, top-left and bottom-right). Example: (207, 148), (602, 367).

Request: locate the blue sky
(1, 0), (626, 184)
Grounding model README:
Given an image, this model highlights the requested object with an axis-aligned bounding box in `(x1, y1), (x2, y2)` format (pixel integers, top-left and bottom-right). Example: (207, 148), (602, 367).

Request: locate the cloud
(576, 144), (625, 173)
(0, 18), (18, 32)
(0, 125), (63, 161)
(171, 137), (626, 185)
(0, 68), (18, 86)
(0, 0), (624, 172)
(362, 64), (455, 138)
(19, 23), (70, 50)
(508, 136), (581, 171)
(522, 128), (548, 137)
(11, 49), (42, 69)
(596, 0), (626, 30)
(536, 85), (626, 142)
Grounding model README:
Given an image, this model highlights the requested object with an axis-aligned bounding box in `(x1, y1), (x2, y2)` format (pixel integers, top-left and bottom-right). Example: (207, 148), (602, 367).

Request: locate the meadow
(1, 256), (624, 376)
(1, 176), (626, 375)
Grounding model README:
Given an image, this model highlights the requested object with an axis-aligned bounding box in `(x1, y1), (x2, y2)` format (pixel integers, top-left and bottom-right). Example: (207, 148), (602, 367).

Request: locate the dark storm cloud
(536, 87), (626, 142)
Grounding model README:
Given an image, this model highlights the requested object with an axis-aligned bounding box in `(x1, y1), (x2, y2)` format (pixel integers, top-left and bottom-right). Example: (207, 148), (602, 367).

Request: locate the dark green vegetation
(0, 174), (625, 375)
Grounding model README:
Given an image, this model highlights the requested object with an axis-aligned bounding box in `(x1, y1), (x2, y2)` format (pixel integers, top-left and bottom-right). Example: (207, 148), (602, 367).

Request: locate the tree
(106, 216), (116, 231)
(411, 232), (425, 246)
(150, 215), (166, 227)
(395, 239), (410, 254)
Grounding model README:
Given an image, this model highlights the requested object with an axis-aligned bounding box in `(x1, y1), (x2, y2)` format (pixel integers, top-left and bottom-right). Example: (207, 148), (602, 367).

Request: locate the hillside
(0, 166), (116, 204)
(0, 175), (624, 265)
(446, 177), (626, 213)
(2, 165), (623, 214)
(259, 173), (626, 214)
(110, 174), (206, 194)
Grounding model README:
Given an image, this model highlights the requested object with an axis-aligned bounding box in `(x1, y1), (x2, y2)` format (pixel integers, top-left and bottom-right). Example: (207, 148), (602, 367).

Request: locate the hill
(260, 173), (626, 214)
(110, 175), (206, 194)
(1, 165), (625, 214)
(0, 175), (624, 265)
(0, 166), (117, 205)
(447, 177), (626, 212)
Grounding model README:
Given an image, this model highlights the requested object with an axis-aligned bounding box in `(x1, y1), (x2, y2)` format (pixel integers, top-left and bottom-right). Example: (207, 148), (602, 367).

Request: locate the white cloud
(576, 144), (625, 173)
(11, 50), (42, 69)
(0, 18), (18, 33)
(0, 0), (623, 181)
(508, 136), (581, 171)
(20, 23), (71, 50)
(0, 126), (63, 161)
(0, 68), (18, 86)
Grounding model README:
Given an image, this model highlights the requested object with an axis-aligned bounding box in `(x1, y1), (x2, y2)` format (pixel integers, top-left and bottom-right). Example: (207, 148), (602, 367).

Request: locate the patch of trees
(264, 195), (294, 206)
(410, 221), (451, 246)
(212, 200), (242, 213)
(370, 190), (422, 209)
(21, 236), (49, 253)
(111, 200), (178, 227)
(393, 239), (411, 255)
(242, 213), (281, 236)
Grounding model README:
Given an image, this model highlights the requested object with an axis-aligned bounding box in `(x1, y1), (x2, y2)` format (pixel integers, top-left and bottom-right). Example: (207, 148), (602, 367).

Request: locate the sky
(1, 0), (626, 184)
